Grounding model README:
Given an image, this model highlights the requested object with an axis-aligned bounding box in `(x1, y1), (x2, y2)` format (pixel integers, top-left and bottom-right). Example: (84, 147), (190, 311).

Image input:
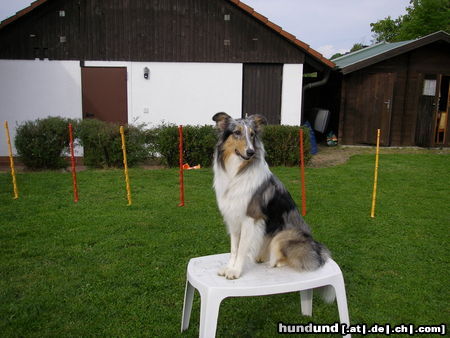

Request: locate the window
(423, 79), (436, 96)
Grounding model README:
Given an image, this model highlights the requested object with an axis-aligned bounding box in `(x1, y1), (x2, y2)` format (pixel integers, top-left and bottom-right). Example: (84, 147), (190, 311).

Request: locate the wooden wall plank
(0, 0), (305, 63)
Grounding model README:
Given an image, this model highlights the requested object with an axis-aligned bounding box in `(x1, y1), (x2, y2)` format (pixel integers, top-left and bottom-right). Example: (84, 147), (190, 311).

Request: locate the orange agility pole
(119, 126), (132, 206)
(68, 123), (79, 203)
(178, 125), (185, 207)
(299, 128), (306, 216)
(4, 121), (19, 199)
(371, 129), (381, 218)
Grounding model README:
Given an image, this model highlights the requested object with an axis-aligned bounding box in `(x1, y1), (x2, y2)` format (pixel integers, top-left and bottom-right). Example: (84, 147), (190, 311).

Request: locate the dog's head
(212, 112), (267, 161)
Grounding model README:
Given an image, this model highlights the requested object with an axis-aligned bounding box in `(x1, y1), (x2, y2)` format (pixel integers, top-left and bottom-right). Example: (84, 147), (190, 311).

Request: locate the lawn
(1, 153), (449, 337)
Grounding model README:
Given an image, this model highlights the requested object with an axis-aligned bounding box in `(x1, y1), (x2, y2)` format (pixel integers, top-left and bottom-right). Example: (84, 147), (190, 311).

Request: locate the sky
(0, 0), (410, 58)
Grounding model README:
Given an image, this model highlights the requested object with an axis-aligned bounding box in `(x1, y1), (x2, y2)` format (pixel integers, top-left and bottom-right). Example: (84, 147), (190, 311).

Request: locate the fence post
(299, 128), (306, 216)
(4, 121), (19, 199)
(178, 125), (185, 207)
(371, 129), (381, 218)
(120, 126), (132, 206)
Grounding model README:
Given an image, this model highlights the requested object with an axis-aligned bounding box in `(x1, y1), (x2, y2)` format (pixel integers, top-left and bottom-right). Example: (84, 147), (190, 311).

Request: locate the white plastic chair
(181, 253), (350, 337)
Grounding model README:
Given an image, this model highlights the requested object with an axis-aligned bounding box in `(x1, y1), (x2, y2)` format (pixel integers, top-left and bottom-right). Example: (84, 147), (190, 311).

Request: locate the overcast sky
(0, 0), (410, 58)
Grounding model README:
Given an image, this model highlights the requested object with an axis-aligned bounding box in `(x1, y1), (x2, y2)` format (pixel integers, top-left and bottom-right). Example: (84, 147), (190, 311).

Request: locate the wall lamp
(144, 67), (150, 80)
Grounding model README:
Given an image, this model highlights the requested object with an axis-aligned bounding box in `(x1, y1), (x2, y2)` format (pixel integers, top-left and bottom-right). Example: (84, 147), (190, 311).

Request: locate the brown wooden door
(415, 74), (439, 147)
(242, 64), (283, 124)
(81, 67), (128, 124)
(343, 72), (394, 145)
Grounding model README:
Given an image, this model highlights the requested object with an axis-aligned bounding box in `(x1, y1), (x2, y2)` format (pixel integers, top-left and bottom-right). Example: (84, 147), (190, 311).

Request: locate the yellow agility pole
(371, 129), (381, 218)
(4, 121), (19, 199)
(119, 126), (132, 206)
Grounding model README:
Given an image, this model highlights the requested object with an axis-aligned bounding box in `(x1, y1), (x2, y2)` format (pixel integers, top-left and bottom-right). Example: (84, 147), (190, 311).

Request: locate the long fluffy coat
(212, 113), (331, 283)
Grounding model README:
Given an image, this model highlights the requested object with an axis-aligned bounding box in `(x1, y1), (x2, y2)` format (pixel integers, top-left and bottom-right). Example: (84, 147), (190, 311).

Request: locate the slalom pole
(299, 128), (306, 216)
(4, 121), (19, 199)
(371, 129), (381, 218)
(178, 125), (185, 207)
(68, 123), (79, 203)
(119, 126), (132, 206)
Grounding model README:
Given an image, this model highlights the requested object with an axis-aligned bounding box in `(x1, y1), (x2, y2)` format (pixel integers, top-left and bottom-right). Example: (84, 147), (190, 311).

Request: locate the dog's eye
(233, 130), (241, 136)
(250, 131), (255, 138)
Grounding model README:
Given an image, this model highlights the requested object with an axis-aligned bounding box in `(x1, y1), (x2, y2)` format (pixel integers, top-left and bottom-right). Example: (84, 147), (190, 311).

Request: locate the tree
(349, 43), (367, 52)
(371, 0), (449, 43)
(370, 16), (403, 42)
(331, 52), (343, 60)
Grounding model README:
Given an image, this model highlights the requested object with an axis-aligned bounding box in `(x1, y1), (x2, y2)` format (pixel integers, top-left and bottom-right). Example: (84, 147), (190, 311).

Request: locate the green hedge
(263, 125), (311, 166)
(14, 117), (311, 169)
(14, 117), (74, 169)
(154, 124), (311, 168)
(76, 119), (149, 168)
(154, 124), (216, 167)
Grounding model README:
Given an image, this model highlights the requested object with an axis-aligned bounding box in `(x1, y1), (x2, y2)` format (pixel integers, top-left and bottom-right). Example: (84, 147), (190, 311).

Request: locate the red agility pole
(178, 125), (185, 207)
(299, 128), (306, 216)
(68, 123), (79, 203)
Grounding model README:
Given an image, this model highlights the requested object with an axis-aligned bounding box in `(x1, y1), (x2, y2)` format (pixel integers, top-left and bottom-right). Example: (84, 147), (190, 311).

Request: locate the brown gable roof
(228, 0), (335, 68)
(0, 0), (335, 68)
(0, 0), (48, 29)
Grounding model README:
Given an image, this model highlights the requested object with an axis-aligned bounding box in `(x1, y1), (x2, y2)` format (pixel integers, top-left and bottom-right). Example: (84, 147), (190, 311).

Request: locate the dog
(212, 113), (332, 297)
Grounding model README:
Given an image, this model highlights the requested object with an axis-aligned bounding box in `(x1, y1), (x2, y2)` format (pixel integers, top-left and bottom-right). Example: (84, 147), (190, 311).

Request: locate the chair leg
(199, 291), (223, 338)
(181, 280), (195, 332)
(333, 276), (351, 338)
(300, 289), (313, 316)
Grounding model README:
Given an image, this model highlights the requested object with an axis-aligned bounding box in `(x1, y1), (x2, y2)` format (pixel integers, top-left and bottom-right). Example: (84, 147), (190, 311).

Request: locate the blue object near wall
(304, 121), (318, 155)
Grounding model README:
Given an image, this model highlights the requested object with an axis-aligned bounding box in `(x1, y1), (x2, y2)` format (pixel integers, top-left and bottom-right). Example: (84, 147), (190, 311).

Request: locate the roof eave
(339, 31), (450, 74)
(228, 0), (335, 69)
(0, 0), (49, 30)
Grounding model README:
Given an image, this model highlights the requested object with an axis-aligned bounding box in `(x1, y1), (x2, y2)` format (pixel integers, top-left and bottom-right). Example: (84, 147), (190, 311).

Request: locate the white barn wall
(84, 61), (243, 127)
(281, 64), (303, 126)
(1, 60), (303, 157)
(132, 62), (242, 126)
(0, 60), (82, 156)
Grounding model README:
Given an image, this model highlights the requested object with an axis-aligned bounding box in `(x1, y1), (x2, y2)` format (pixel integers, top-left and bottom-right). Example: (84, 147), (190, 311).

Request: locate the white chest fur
(213, 154), (270, 233)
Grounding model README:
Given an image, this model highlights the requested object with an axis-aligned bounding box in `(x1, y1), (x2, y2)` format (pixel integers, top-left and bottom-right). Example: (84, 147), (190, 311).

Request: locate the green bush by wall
(14, 117), (73, 169)
(153, 124), (311, 168)
(14, 117), (310, 169)
(76, 119), (149, 168)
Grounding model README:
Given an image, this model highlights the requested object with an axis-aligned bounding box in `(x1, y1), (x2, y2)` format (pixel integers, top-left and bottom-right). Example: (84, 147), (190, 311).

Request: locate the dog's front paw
(217, 265), (228, 276)
(224, 267), (241, 280)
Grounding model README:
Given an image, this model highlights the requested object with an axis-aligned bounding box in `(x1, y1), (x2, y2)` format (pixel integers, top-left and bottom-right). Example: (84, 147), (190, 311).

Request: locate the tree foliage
(349, 43), (367, 52)
(371, 0), (449, 43)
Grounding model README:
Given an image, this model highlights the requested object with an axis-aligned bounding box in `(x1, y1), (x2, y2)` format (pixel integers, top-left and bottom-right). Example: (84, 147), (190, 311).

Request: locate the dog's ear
(212, 112), (231, 131)
(249, 114), (267, 133)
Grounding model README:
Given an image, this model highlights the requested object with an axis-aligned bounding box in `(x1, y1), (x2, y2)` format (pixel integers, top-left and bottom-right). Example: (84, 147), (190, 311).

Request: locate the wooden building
(0, 0), (334, 158)
(334, 31), (450, 147)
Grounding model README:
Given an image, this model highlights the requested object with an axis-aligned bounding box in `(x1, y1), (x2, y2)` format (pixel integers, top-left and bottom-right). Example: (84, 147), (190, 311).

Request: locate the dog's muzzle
(235, 149), (255, 161)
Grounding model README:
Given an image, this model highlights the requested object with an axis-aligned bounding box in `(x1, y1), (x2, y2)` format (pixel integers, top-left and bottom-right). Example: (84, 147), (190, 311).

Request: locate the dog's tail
(270, 229), (334, 303)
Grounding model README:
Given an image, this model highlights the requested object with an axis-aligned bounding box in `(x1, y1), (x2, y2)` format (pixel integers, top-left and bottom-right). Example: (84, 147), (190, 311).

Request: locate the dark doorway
(242, 63), (283, 124)
(81, 67), (128, 124)
(434, 75), (449, 145)
(416, 74), (438, 147)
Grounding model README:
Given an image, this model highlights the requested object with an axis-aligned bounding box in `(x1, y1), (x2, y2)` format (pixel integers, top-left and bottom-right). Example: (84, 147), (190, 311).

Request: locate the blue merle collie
(212, 112), (331, 283)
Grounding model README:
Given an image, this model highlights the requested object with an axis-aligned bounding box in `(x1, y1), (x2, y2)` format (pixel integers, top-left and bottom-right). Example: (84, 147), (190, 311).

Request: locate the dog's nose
(246, 149), (255, 157)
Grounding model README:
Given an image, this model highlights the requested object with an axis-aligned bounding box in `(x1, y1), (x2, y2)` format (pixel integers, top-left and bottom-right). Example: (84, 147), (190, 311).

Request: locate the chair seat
(187, 253), (343, 297)
(181, 253), (350, 338)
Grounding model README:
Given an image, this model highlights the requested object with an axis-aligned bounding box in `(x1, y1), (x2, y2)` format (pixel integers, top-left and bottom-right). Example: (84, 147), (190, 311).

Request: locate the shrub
(77, 119), (149, 168)
(153, 124), (310, 168)
(14, 116), (73, 169)
(263, 125), (311, 166)
(152, 124), (180, 167)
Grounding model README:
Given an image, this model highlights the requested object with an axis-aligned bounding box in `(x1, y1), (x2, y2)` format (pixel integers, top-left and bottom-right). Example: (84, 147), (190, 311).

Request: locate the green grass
(1, 154), (449, 337)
